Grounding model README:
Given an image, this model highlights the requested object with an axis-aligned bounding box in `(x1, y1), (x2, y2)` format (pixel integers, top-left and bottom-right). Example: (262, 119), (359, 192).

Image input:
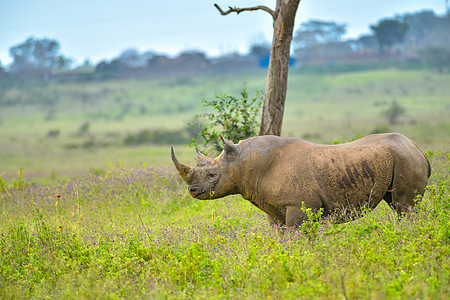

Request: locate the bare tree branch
(214, 3), (276, 20)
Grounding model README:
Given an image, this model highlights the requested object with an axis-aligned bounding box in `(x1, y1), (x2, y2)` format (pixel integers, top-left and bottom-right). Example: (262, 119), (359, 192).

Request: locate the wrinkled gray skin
(171, 133), (431, 227)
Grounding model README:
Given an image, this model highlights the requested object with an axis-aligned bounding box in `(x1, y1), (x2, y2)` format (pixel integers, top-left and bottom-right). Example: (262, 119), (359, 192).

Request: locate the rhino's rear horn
(171, 147), (191, 181)
(219, 134), (239, 155)
(196, 149), (213, 166)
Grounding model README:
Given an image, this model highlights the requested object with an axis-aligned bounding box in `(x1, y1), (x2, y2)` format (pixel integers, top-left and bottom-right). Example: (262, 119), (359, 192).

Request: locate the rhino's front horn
(219, 134), (239, 155)
(171, 147), (191, 181)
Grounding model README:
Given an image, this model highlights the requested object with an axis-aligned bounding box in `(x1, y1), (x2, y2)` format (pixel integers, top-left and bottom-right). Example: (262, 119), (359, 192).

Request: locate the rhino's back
(246, 133), (428, 210)
(251, 139), (393, 209)
(241, 133), (429, 179)
(337, 133), (430, 178)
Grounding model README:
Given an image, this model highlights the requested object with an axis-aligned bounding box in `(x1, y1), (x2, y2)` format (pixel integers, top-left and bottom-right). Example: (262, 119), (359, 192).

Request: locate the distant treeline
(1, 9), (449, 81)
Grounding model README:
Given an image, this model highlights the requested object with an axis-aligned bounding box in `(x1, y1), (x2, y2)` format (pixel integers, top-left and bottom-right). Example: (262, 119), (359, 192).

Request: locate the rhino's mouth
(188, 187), (213, 200)
(188, 186), (205, 199)
(189, 190), (204, 198)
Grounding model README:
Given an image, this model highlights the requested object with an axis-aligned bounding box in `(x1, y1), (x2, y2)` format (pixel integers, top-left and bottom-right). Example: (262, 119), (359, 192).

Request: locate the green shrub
(45, 129), (60, 138)
(333, 134), (364, 145)
(77, 121), (90, 136)
(189, 81), (263, 155)
(370, 124), (391, 134)
(383, 100), (406, 125)
(123, 128), (189, 145)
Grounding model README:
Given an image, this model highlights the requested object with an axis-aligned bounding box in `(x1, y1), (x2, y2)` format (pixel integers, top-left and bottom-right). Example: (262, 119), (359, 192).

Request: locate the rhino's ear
(219, 134), (239, 156)
(196, 149), (213, 167)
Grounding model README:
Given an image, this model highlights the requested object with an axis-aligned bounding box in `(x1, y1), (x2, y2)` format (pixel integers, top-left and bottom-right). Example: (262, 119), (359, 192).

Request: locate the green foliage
(383, 100), (406, 125)
(9, 37), (62, 75)
(77, 121), (90, 136)
(0, 177), (6, 192)
(0, 151), (448, 298)
(370, 123), (391, 134)
(45, 128), (60, 138)
(299, 202), (324, 241)
(419, 47), (450, 73)
(189, 82), (263, 155)
(333, 134), (364, 145)
(370, 19), (409, 51)
(123, 128), (190, 146)
(1, 168), (28, 192)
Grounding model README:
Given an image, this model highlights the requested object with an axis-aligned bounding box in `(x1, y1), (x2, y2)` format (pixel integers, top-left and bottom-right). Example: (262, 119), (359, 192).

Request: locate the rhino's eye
(207, 173), (217, 179)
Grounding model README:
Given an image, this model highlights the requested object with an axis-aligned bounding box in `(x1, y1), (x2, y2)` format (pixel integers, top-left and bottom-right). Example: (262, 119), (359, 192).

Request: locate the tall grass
(1, 152), (449, 299)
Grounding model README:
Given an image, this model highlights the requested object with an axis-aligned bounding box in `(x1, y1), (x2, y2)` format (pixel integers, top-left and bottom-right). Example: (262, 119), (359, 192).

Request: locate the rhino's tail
(410, 138), (431, 179)
(425, 154), (431, 178)
(416, 144), (431, 179)
(383, 165), (395, 208)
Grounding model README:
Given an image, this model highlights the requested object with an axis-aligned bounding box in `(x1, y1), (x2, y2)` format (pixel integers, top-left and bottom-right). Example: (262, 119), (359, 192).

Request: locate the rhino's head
(171, 135), (241, 200)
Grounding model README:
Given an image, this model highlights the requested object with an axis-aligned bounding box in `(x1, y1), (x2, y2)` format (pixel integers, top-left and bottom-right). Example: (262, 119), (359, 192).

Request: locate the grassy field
(1, 69), (449, 184)
(0, 150), (448, 299)
(0, 69), (449, 298)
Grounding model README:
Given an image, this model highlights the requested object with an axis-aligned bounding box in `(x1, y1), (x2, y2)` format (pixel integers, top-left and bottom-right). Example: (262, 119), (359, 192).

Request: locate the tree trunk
(214, 0), (301, 136)
(259, 0), (301, 136)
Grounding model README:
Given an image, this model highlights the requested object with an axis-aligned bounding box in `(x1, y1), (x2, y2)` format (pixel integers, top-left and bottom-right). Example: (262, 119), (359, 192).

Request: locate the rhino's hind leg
(384, 178), (426, 217)
(390, 188), (425, 217)
(286, 206), (308, 227)
(383, 162), (427, 217)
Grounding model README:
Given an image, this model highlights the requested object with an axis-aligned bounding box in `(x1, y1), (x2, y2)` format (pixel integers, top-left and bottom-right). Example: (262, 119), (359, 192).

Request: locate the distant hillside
(2, 10), (449, 81)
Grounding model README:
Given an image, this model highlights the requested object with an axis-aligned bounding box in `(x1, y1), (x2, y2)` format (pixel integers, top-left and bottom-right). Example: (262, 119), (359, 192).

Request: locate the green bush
(45, 129), (60, 138)
(189, 82), (263, 155)
(370, 124), (391, 134)
(383, 100), (406, 125)
(123, 128), (189, 145)
(77, 121), (90, 136)
(419, 47), (450, 73)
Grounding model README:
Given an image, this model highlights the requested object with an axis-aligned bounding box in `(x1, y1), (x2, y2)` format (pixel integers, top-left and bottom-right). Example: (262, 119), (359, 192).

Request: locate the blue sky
(0, 0), (446, 66)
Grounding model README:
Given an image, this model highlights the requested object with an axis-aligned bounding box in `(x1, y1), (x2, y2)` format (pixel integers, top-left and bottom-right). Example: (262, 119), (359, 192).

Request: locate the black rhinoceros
(171, 133), (430, 227)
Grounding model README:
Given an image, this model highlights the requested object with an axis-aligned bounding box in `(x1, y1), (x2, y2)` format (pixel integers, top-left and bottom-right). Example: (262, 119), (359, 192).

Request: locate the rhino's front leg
(267, 214), (285, 227)
(286, 206), (307, 227)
